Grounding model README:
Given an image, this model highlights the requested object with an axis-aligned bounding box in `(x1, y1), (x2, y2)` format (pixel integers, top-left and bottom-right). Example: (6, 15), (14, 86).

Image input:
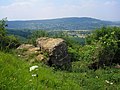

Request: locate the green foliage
(28, 30), (83, 62)
(1, 24), (120, 89)
(0, 18), (20, 51)
(28, 30), (48, 45)
(0, 51), (120, 90)
(86, 27), (120, 66)
(79, 45), (96, 62)
(1, 16), (120, 90)
(0, 18), (7, 36)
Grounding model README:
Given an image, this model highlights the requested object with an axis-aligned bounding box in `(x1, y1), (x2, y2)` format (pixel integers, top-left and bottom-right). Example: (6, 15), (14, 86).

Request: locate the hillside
(1, 18), (120, 89)
(7, 17), (120, 30)
(1, 51), (120, 90)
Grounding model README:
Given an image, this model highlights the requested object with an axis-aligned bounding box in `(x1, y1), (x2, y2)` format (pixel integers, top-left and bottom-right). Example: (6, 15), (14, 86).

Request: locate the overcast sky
(0, 0), (120, 21)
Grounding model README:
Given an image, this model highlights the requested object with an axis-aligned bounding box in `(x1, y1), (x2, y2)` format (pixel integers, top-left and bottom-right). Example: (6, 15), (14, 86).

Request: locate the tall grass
(0, 51), (120, 90)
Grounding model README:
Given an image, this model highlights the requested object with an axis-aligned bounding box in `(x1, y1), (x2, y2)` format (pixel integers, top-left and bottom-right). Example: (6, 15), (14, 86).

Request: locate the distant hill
(7, 17), (120, 30)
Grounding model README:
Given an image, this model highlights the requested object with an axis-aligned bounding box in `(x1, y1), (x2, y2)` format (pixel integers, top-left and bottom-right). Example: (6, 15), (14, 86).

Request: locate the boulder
(36, 37), (71, 70)
(17, 44), (40, 59)
(17, 44), (35, 50)
(36, 37), (65, 54)
(17, 38), (71, 70)
(17, 44), (40, 54)
(28, 47), (40, 52)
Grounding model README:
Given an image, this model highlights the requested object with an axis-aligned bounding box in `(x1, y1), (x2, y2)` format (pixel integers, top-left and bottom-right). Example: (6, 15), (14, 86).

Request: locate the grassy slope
(0, 51), (120, 90)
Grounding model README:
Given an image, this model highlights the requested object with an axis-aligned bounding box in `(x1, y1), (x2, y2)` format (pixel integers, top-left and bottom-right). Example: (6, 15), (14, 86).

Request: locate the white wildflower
(18, 55), (21, 57)
(105, 80), (109, 84)
(30, 65), (38, 72)
(32, 74), (37, 77)
(110, 82), (113, 85)
(105, 80), (113, 85)
(95, 76), (98, 78)
(104, 42), (106, 44)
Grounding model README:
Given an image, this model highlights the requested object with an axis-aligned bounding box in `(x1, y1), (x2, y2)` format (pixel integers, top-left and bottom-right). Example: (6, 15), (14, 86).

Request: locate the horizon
(7, 16), (118, 22)
(0, 0), (120, 21)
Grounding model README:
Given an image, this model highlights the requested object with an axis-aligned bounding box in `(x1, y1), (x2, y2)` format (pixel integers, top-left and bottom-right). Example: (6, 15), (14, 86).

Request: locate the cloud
(0, 0), (120, 21)
(104, 0), (118, 6)
(0, 1), (33, 19)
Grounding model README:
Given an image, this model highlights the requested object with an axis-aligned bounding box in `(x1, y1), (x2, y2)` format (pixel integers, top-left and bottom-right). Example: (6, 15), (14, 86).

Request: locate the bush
(86, 27), (120, 67)
(28, 30), (48, 45)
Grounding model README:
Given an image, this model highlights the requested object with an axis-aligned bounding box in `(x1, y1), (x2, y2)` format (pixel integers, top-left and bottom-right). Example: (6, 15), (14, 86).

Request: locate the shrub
(28, 30), (48, 45)
(86, 27), (120, 67)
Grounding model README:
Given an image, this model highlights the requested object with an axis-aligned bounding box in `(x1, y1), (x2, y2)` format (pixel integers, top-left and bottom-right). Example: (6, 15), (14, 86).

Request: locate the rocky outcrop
(36, 37), (71, 70)
(17, 44), (35, 50)
(17, 44), (41, 61)
(17, 37), (71, 70)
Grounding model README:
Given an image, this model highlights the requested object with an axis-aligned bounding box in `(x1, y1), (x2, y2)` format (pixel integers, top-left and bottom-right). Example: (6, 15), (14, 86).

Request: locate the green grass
(0, 51), (120, 90)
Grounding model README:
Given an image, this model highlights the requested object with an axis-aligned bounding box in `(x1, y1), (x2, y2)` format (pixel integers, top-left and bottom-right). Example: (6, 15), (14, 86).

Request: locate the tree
(0, 18), (20, 51)
(0, 18), (7, 36)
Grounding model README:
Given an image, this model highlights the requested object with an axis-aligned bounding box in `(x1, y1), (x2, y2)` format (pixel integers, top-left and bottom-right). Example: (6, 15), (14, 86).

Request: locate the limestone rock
(28, 47), (40, 54)
(36, 54), (45, 62)
(17, 44), (39, 59)
(17, 44), (40, 54)
(114, 64), (120, 69)
(36, 37), (71, 70)
(17, 44), (35, 50)
(17, 37), (71, 70)
(36, 37), (66, 54)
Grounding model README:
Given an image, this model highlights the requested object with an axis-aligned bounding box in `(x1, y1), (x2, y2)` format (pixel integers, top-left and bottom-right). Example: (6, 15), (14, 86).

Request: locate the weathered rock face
(36, 37), (71, 69)
(17, 37), (71, 70)
(36, 37), (65, 54)
(17, 44), (35, 50)
(17, 44), (40, 55)
(36, 54), (45, 62)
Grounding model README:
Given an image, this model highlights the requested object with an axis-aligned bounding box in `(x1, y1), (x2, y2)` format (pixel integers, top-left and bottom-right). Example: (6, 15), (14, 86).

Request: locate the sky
(0, 0), (120, 21)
